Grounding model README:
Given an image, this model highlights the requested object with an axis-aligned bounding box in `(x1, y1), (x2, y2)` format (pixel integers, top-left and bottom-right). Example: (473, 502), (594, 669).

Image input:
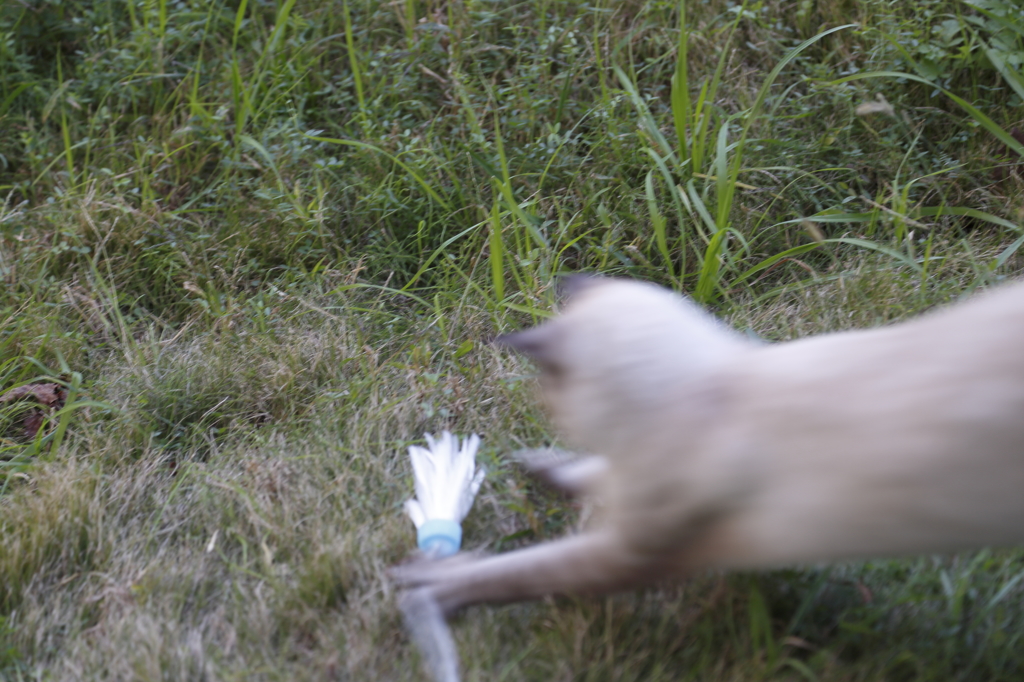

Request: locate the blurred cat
(393, 276), (1024, 681)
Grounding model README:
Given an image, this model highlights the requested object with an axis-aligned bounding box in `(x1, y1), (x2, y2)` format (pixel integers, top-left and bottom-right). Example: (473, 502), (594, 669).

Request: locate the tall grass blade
(720, 24), (857, 226)
(671, 0), (691, 177)
(963, 1), (1024, 39)
(231, 0), (252, 138)
(645, 150), (687, 278)
(830, 237), (924, 273)
(0, 83), (32, 118)
(980, 43), (1024, 102)
(249, 0), (300, 117)
(991, 232), (1024, 271)
(732, 242), (824, 287)
(748, 584), (779, 667)
(55, 57), (74, 185)
(683, 180), (717, 240)
(399, 222), (483, 290)
(342, 0), (367, 118)
(914, 206), (1022, 232)
(615, 67), (677, 163)
(47, 373), (77, 460)
(694, 228), (728, 303)
(489, 200), (506, 304)
(714, 120), (731, 228)
(308, 134), (451, 211)
(690, 80), (712, 174)
(645, 171), (674, 281)
(689, 9), (743, 174)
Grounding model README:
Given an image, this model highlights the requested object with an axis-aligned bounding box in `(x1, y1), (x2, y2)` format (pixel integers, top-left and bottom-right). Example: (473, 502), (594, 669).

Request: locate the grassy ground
(2, 0), (1024, 679)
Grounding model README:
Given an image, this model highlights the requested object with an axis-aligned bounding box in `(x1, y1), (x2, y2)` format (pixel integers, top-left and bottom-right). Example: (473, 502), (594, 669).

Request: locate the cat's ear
(496, 323), (564, 373)
(558, 273), (604, 299)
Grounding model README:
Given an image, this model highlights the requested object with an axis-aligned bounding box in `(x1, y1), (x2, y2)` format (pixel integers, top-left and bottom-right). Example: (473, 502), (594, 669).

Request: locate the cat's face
(498, 277), (748, 456)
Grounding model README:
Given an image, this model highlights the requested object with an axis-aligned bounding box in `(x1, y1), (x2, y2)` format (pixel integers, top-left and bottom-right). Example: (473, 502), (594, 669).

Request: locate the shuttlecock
(404, 431), (485, 558)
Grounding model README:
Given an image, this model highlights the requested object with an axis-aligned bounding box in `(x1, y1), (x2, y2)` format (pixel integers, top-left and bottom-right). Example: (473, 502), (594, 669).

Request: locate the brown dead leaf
(21, 411), (45, 440)
(855, 96), (895, 118)
(183, 281), (205, 297)
(782, 636), (816, 651)
(1, 383), (67, 409)
(856, 580), (874, 604)
(1, 382), (68, 440)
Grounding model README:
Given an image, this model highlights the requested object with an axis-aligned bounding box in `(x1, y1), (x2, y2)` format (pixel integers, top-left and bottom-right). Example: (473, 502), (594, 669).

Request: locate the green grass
(2, 0), (1024, 678)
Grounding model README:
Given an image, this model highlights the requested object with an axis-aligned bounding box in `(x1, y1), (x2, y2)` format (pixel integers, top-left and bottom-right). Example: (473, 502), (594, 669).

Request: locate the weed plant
(1, 0), (1024, 678)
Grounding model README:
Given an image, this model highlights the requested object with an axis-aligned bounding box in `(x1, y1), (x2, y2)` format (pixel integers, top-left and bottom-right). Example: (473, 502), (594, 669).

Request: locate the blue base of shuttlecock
(417, 519), (462, 557)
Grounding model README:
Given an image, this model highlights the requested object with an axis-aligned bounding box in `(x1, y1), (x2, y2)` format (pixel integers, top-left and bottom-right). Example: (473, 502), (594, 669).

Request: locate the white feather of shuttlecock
(404, 431), (485, 528)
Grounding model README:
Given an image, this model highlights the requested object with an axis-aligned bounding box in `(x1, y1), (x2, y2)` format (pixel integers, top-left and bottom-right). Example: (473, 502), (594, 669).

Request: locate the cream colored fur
(393, 277), (1024, 680)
